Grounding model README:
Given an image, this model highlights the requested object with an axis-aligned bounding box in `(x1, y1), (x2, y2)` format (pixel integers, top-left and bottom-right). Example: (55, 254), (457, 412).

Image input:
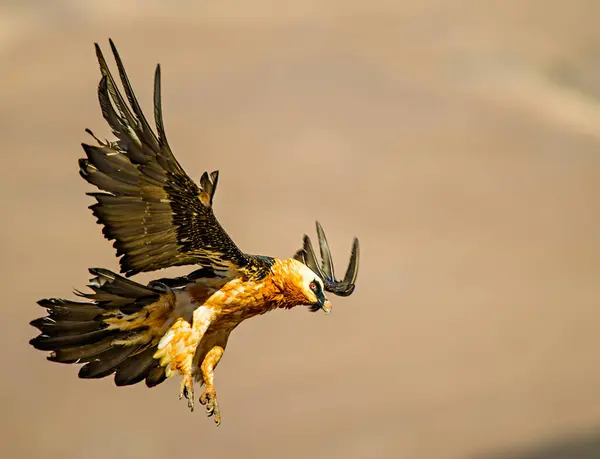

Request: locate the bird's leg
(179, 372), (195, 409)
(199, 345), (224, 425)
(154, 306), (215, 412)
(154, 318), (197, 410)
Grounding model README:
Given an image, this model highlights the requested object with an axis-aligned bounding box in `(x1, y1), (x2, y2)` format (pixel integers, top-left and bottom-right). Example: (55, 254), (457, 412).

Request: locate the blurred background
(1, 1), (600, 458)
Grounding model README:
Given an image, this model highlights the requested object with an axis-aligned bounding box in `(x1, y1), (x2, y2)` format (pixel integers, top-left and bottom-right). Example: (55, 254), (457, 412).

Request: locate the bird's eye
(309, 282), (317, 291)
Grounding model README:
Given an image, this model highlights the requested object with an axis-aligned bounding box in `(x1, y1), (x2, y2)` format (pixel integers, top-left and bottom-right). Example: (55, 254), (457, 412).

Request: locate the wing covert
(79, 40), (255, 277)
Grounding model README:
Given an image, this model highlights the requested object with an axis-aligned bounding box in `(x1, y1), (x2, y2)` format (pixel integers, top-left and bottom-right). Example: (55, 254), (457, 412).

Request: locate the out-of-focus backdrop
(2, 1), (600, 458)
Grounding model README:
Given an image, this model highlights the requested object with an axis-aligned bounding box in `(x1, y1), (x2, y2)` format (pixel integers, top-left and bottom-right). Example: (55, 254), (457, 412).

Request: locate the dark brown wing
(294, 221), (359, 296)
(79, 40), (265, 277)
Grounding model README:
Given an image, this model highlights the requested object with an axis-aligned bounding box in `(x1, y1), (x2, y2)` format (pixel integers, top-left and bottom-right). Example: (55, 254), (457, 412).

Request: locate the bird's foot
(179, 373), (195, 411)
(199, 388), (221, 425)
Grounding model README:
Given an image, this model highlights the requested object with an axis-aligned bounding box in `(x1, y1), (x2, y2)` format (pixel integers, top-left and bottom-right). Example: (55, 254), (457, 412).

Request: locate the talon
(199, 392), (209, 406)
(199, 390), (220, 424)
(179, 374), (194, 412)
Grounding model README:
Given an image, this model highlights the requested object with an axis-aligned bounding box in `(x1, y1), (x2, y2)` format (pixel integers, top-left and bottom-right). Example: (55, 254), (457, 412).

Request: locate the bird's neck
(267, 258), (309, 310)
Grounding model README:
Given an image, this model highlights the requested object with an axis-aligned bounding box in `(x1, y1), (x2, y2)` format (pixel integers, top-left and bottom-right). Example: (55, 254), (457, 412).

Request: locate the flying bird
(29, 40), (359, 425)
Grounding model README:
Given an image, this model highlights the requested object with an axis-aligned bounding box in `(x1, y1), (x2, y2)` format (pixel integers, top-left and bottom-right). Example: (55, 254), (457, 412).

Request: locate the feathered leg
(199, 346), (224, 425)
(153, 305), (215, 411)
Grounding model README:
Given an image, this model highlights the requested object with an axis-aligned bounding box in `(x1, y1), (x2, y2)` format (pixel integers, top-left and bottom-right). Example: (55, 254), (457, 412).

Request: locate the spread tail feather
(30, 268), (173, 388)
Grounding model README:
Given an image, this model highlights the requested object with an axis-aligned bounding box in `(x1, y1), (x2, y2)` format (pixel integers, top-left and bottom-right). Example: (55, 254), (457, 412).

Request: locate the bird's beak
(314, 289), (332, 314)
(321, 299), (332, 314)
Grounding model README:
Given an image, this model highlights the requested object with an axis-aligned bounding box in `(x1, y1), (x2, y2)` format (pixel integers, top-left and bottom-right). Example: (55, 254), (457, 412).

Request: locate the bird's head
(294, 261), (332, 314)
(272, 259), (332, 313)
(274, 222), (360, 314)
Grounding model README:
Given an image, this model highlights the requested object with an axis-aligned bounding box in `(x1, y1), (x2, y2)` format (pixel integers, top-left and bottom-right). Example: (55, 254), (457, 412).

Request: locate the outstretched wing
(294, 221), (359, 296)
(79, 40), (261, 277)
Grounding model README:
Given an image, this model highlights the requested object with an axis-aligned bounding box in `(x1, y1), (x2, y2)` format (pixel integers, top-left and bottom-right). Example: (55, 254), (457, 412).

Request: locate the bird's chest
(190, 278), (274, 325)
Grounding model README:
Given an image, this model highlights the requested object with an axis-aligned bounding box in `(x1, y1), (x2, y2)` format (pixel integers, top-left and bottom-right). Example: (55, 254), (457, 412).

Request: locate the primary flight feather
(30, 39), (360, 426)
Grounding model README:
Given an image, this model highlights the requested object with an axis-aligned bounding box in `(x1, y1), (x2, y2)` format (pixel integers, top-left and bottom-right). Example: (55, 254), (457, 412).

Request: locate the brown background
(1, 1), (600, 458)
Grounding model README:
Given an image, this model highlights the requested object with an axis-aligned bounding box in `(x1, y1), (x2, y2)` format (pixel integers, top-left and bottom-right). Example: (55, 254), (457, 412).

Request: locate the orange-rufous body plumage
(102, 258), (325, 420)
(29, 40), (359, 427)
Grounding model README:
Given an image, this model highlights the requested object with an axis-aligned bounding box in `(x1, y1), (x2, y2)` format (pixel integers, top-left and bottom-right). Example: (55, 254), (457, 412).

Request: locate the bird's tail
(30, 268), (175, 388)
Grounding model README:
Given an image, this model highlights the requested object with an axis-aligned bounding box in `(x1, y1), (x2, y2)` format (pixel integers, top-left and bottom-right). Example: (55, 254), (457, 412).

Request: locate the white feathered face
(296, 263), (330, 313)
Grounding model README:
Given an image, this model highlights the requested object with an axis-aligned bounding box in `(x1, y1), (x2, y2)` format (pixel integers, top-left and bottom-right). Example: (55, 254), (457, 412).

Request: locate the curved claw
(294, 221), (360, 297)
(199, 390), (221, 425)
(179, 375), (195, 412)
